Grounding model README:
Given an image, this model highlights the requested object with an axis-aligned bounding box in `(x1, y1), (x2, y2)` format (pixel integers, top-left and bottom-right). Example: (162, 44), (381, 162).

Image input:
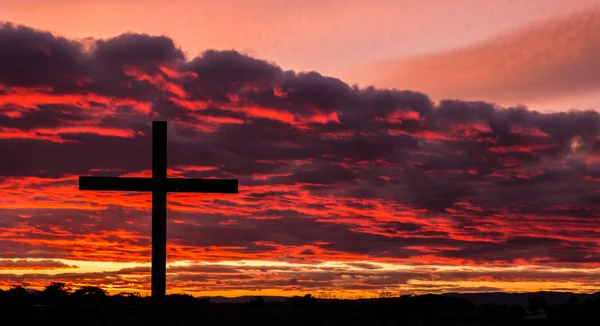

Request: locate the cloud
(0, 259), (78, 270)
(0, 22), (86, 89)
(354, 8), (600, 108)
(1, 22), (600, 294)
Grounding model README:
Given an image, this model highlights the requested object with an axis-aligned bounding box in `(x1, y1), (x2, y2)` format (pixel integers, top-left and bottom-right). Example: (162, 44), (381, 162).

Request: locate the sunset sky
(2, 0), (600, 297)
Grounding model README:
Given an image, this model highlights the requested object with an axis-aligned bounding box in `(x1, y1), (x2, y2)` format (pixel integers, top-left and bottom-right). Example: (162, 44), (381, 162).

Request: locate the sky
(1, 0), (600, 297)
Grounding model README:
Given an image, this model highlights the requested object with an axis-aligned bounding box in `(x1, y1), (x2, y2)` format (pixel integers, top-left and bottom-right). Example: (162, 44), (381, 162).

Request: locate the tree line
(2, 282), (600, 325)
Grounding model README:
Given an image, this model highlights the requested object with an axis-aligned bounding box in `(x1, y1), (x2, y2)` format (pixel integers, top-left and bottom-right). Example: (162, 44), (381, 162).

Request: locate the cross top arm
(79, 176), (238, 193)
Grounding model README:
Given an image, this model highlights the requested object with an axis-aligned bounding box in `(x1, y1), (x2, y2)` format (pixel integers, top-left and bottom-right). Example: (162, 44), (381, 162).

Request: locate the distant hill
(442, 291), (600, 307)
(9, 286), (600, 307)
(197, 295), (289, 303)
(199, 291), (600, 307)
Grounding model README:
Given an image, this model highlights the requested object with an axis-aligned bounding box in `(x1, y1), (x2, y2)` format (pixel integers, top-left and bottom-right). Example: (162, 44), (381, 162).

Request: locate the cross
(78, 121), (238, 307)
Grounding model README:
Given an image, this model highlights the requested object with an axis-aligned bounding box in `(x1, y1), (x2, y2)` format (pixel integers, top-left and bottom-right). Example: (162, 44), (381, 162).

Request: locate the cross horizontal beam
(79, 176), (153, 191)
(167, 178), (238, 193)
(79, 176), (238, 193)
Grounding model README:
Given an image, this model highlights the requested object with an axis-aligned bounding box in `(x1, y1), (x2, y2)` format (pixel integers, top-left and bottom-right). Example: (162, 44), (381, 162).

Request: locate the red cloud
(1, 22), (600, 295)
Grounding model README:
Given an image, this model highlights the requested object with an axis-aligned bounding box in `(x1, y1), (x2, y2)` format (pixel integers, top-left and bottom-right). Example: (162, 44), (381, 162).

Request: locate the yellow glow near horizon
(2, 258), (600, 296)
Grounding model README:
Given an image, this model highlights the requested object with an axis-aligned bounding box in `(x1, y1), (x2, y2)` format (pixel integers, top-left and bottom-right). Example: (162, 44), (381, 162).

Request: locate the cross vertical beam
(152, 121), (167, 306)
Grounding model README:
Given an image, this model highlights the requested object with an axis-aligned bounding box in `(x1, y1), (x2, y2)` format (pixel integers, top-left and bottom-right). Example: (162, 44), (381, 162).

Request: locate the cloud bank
(1, 22), (600, 295)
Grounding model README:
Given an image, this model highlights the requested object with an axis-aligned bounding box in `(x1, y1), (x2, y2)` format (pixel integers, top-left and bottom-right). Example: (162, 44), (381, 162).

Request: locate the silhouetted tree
(287, 293), (316, 307)
(167, 293), (196, 307)
(249, 296), (264, 305)
(42, 282), (70, 302)
(8, 285), (29, 296)
(73, 286), (107, 298)
(6, 285), (30, 305)
(44, 282), (70, 294)
(168, 293), (194, 299)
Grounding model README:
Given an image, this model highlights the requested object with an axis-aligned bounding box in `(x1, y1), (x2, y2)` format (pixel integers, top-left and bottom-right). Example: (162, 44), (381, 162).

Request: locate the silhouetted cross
(78, 121), (238, 307)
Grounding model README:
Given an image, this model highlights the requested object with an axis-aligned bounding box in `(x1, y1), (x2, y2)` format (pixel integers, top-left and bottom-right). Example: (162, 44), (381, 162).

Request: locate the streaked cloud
(1, 22), (600, 296)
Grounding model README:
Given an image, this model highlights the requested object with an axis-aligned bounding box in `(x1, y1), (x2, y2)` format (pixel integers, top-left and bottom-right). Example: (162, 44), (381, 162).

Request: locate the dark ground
(2, 286), (599, 326)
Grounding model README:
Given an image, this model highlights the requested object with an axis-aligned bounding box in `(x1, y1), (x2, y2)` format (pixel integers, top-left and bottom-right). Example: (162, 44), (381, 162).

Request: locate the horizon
(2, 1), (600, 299)
(9, 283), (600, 299)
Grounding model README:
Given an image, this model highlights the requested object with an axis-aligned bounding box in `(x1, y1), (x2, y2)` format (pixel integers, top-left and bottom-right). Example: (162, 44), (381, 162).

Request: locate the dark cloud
(0, 259), (77, 269)
(91, 33), (184, 71)
(0, 23), (86, 89)
(0, 133), (153, 177)
(184, 50), (280, 93)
